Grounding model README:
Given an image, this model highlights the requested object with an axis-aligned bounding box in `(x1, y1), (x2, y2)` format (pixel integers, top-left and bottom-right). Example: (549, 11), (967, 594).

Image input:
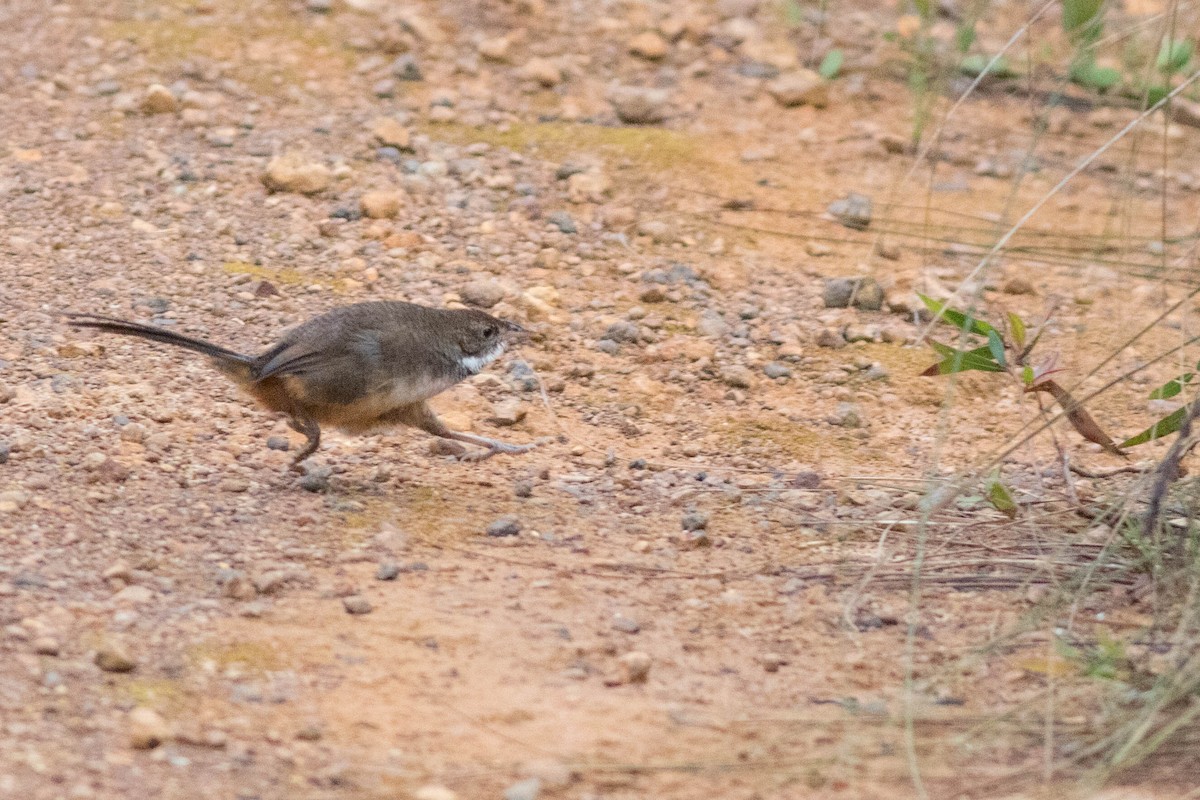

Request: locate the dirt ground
(3, 0), (1199, 798)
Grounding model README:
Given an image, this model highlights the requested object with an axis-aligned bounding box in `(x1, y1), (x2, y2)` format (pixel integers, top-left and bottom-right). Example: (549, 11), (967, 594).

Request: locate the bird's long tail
(63, 312), (254, 374)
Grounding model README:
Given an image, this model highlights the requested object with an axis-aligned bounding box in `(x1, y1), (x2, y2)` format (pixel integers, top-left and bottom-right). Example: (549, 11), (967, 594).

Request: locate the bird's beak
(501, 319), (530, 344)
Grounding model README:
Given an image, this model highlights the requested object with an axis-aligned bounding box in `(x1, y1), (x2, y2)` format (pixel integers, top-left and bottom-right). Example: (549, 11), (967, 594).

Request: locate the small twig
(1068, 462), (1154, 479)
(1142, 395), (1200, 539)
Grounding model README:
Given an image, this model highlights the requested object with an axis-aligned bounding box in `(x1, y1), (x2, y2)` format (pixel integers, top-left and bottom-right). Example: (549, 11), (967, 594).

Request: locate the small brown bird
(65, 301), (545, 468)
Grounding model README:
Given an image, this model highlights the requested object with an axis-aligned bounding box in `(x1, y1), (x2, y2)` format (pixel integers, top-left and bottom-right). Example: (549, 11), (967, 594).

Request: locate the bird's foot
(454, 436), (551, 463)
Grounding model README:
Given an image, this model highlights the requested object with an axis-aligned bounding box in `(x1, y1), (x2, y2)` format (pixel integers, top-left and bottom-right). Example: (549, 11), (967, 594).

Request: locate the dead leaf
(1026, 379), (1126, 457)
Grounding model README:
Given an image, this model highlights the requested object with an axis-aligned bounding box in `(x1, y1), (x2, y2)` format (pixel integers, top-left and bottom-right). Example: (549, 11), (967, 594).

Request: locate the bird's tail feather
(63, 312), (254, 371)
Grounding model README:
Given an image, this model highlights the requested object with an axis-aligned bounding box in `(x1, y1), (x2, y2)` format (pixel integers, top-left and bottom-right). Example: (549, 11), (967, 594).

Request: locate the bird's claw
(454, 437), (550, 462)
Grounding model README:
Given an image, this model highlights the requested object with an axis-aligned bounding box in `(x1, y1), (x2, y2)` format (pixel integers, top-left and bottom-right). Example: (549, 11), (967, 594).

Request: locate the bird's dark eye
(483, 325), (497, 338)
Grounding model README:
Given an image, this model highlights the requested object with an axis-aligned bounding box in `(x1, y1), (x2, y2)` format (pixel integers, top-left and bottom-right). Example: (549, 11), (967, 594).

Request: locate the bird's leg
(443, 430), (544, 462)
(286, 415), (322, 471)
(390, 402), (545, 461)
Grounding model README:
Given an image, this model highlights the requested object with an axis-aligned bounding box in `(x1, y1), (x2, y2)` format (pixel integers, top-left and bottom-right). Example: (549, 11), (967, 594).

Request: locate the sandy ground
(2, 0), (1199, 797)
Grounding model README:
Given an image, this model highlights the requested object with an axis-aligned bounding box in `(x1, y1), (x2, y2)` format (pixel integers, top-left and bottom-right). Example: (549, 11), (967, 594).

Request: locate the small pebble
(487, 517), (522, 537)
(603, 320), (640, 343)
(761, 653), (788, 672)
(460, 278), (506, 308)
(827, 192), (873, 230)
(391, 55), (423, 81)
(763, 361), (792, 379)
(816, 328), (847, 348)
(547, 211), (577, 234)
(95, 641), (136, 673)
(266, 436), (290, 452)
(831, 402), (864, 428)
(1004, 277), (1036, 295)
(299, 464), (332, 492)
(767, 69), (828, 107)
(681, 510), (709, 530)
(611, 614), (641, 634)
(720, 365), (753, 389)
(413, 787), (458, 800)
(608, 85), (671, 124)
(503, 778), (542, 800)
(376, 561), (400, 581)
(619, 651), (652, 683)
(342, 596), (373, 615)
(128, 707), (170, 750)
(33, 636), (60, 656)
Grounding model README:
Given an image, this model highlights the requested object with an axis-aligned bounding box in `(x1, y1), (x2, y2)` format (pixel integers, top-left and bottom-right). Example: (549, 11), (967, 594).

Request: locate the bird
(64, 301), (546, 469)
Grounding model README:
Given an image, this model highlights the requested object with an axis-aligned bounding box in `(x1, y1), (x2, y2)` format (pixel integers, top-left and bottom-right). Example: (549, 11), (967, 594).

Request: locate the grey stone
(603, 320), (640, 343)
(487, 517), (522, 537)
(391, 55), (423, 81)
(852, 278), (885, 311)
(827, 193), (872, 230)
(831, 402), (864, 428)
(864, 363), (890, 381)
(376, 561), (400, 581)
(299, 465), (331, 492)
(681, 510), (709, 530)
(823, 277), (883, 310)
(696, 311), (729, 338)
(547, 211), (577, 233)
(823, 277), (855, 308)
(763, 361), (792, 379)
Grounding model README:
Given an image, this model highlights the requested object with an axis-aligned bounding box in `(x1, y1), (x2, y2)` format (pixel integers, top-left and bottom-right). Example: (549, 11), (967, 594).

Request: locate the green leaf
(922, 341), (1006, 375)
(1119, 406), (1188, 448)
(1145, 84), (1170, 109)
(958, 54), (1015, 78)
(1158, 38), (1194, 74)
(1062, 0), (1103, 31)
(955, 22), (976, 53)
(1150, 373), (1193, 400)
(818, 49), (844, 80)
(917, 294), (994, 336)
(783, 0), (803, 27)
(1007, 312), (1026, 349)
(1022, 365), (1035, 385)
(987, 329), (1007, 368)
(1071, 62), (1121, 92)
(987, 479), (1017, 518)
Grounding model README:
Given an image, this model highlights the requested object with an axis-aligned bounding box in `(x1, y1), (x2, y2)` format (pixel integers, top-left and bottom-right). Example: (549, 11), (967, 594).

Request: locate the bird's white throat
(459, 342), (505, 376)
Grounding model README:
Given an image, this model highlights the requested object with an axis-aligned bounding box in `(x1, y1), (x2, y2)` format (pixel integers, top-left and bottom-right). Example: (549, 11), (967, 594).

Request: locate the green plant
(818, 49), (844, 80)
(1142, 37), (1196, 107)
(1062, 0), (1121, 91)
(1119, 365), (1200, 447)
(917, 295), (1200, 515)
